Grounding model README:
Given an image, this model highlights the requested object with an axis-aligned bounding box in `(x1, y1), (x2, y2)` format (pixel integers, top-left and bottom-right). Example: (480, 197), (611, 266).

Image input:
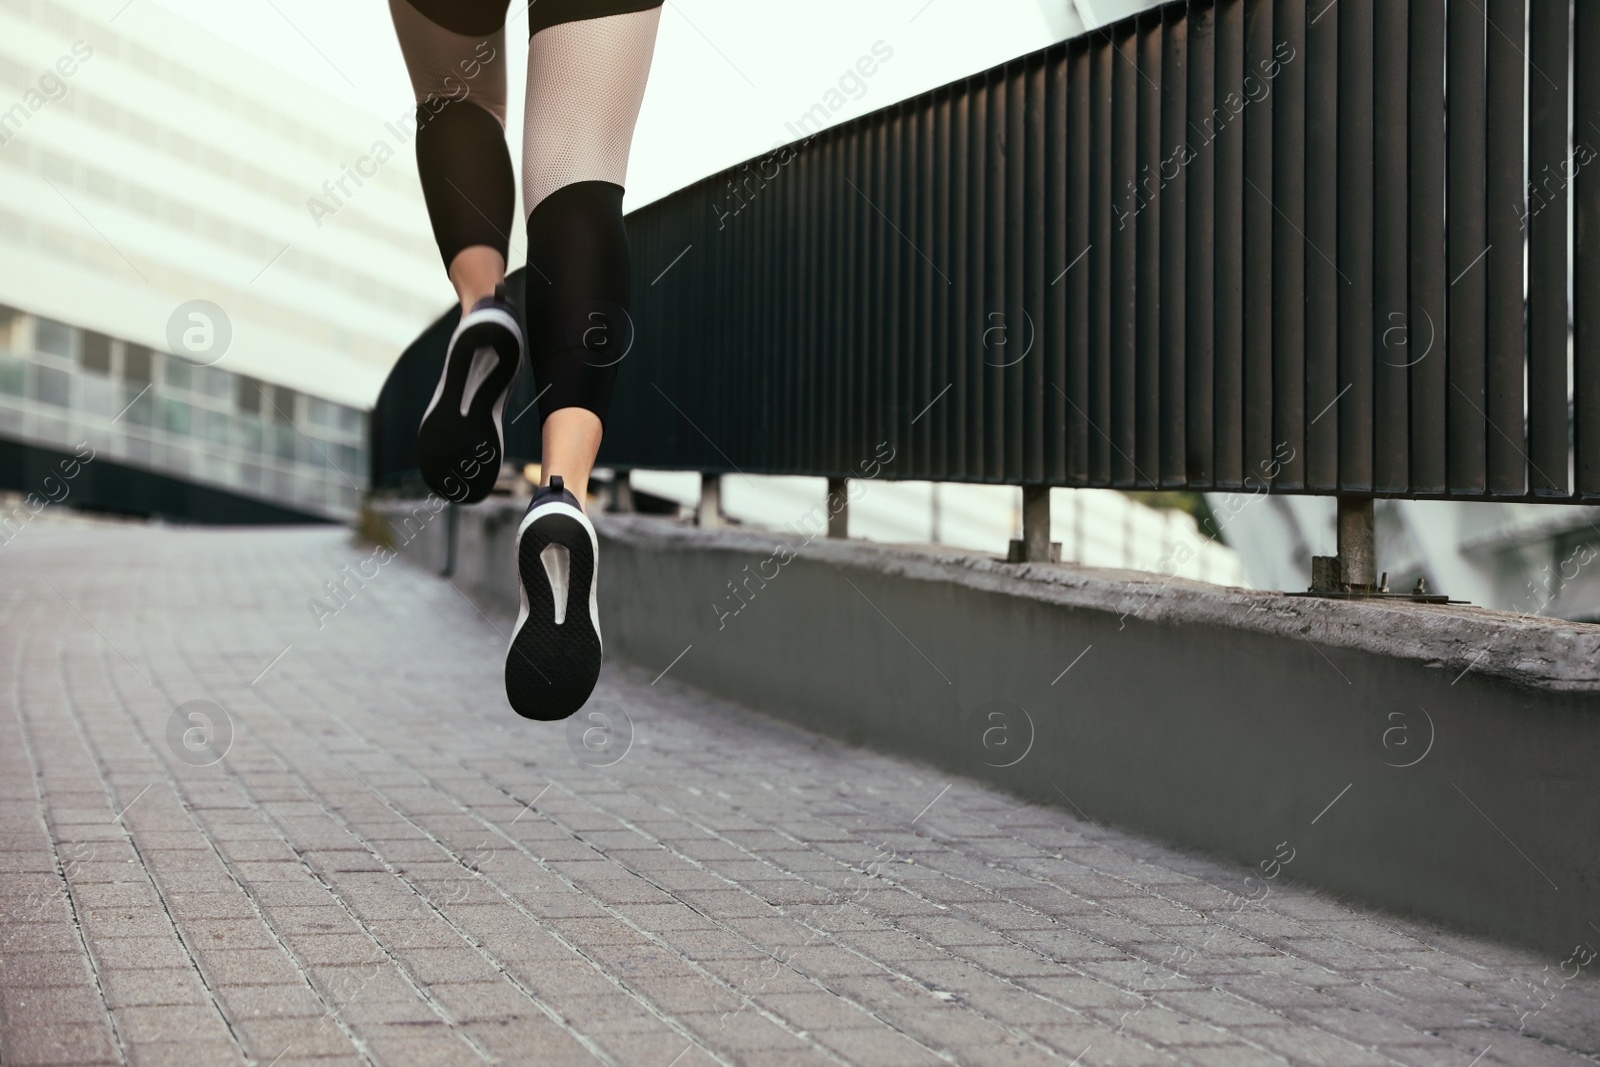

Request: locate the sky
(141, 0), (1113, 210)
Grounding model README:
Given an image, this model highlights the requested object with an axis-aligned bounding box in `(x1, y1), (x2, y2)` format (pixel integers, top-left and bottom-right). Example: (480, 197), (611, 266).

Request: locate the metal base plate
(1284, 590), (1463, 604)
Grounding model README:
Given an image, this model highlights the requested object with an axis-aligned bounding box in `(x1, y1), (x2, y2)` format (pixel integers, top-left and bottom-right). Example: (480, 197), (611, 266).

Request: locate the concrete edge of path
(596, 512), (1600, 695)
(370, 498), (1600, 955)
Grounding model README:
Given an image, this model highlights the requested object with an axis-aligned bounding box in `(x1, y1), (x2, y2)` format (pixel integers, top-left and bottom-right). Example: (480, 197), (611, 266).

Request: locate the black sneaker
(418, 284), (522, 504)
(506, 475), (601, 720)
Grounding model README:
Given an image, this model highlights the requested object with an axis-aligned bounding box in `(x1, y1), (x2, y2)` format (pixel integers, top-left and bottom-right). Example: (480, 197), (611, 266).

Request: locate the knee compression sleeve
(525, 180), (632, 423)
(522, 3), (662, 427)
(415, 101), (516, 266)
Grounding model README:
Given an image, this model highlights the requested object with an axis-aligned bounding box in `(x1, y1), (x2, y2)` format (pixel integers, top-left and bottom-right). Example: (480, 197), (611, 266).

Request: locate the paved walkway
(2, 522), (1596, 1067)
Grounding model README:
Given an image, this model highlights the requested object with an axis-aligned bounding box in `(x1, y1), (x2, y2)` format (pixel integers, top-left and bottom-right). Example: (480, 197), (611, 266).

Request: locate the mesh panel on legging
(390, 0), (513, 266)
(522, 5), (661, 426)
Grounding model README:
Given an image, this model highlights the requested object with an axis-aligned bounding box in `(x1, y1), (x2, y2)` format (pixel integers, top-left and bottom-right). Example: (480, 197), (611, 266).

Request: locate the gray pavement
(1, 521), (1596, 1067)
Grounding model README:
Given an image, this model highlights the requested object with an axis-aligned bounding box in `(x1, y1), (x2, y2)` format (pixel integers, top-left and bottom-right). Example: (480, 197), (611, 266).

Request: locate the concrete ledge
(371, 499), (1600, 953)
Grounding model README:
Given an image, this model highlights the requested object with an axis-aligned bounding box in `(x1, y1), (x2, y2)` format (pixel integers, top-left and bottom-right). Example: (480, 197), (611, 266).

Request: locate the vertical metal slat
(1159, 4), (1189, 487)
(1135, 11), (1163, 487)
(1447, 0), (1488, 494)
(1066, 39), (1092, 484)
(1242, 0), (1274, 483)
(1485, 0), (1527, 495)
(1270, 0), (1305, 490)
(1090, 30), (1114, 485)
(1304, 0), (1339, 490)
(1372, 0), (1408, 492)
(1185, 1), (1216, 486)
(1409, 0), (1447, 494)
(1110, 19), (1139, 487)
(1212, 0), (1245, 488)
(1579, 0), (1600, 496)
(1337, 0), (1374, 492)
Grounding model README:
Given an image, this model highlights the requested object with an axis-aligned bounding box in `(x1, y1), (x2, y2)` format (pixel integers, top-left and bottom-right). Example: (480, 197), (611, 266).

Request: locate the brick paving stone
(811, 1026), (940, 1066)
(230, 1017), (362, 1060)
(96, 967), (208, 1009)
(468, 1017), (613, 1065)
(3, 523), (1598, 1067)
(0, 1022), (120, 1066)
(123, 1038), (247, 1067)
(0, 985), (109, 1024)
(209, 982), (326, 1020)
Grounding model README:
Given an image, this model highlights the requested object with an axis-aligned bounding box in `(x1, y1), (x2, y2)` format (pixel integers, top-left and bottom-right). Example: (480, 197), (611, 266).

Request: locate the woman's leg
(391, 0), (524, 504)
(504, 1), (661, 721)
(389, 0), (515, 311)
(521, 1), (663, 507)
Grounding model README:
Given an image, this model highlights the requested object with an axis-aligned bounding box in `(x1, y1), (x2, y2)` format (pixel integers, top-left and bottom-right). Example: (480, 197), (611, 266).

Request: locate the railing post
(442, 500), (458, 578)
(1008, 485), (1061, 563)
(1336, 495), (1377, 590)
(826, 477), (849, 538)
(607, 469), (633, 513)
(697, 472), (721, 528)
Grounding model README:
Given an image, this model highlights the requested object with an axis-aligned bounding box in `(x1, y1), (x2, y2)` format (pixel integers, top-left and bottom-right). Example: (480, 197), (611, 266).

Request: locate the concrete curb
(371, 499), (1600, 953)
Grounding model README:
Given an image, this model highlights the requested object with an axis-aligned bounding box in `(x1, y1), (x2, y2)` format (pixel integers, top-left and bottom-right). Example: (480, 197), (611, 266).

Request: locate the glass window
(35, 318), (75, 359)
(79, 375), (119, 419)
(163, 398), (191, 435)
(202, 365), (232, 400)
(32, 364), (70, 407)
(306, 397), (334, 429)
(233, 416), (263, 453)
(81, 332), (111, 374)
(123, 386), (155, 427)
(0, 352), (25, 395)
(338, 405), (363, 435)
(273, 424), (296, 461)
(236, 375), (260, 414)
(124, 345), (152, 382)
(203, 408), (229, 446)
(164, 355), (192, 392)
(272, 386), (298, 423)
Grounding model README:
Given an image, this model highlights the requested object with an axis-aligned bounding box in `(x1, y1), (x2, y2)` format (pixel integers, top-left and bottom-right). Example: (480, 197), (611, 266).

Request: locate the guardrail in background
(374, 0), (1599, 510)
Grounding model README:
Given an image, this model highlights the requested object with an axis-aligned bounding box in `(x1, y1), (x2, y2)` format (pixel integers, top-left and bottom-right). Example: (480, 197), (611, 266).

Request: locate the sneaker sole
(506, 500), (601, 720)
(418, 306), (521, 505)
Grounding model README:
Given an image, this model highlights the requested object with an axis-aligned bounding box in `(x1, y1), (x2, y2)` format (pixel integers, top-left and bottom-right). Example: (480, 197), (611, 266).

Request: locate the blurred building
(0, 304), (366, 521)
(0, 0), (448, 519)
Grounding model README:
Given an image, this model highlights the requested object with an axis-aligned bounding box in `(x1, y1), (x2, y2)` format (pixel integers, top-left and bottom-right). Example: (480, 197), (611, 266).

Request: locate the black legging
(389, 0), (662, 427)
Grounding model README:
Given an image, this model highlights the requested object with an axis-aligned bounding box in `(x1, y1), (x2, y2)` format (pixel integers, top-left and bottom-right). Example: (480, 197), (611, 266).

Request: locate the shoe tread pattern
(506, 510), (600, 720)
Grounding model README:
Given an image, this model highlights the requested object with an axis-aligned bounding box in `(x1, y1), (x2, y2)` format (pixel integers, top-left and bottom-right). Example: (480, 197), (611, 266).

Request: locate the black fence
(373, 0), (1600, 503)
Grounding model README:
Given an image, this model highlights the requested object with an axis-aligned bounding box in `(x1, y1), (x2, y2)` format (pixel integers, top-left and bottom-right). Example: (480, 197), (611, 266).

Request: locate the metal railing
(374, 0), (1599, 506)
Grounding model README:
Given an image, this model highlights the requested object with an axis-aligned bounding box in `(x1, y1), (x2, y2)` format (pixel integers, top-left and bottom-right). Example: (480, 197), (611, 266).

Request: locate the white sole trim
(460, 345), (501, 417)
(509, 500), (601, 654)
(540, 543), (571, 625)
(421, 305), (523, 426)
